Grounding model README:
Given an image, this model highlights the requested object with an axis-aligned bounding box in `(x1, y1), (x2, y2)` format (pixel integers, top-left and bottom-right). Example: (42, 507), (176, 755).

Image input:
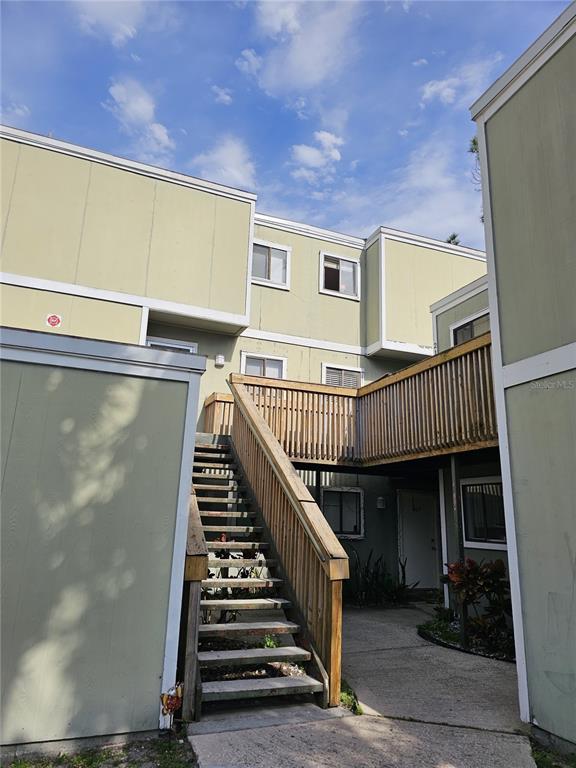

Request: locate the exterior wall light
(215, 354), (225, 367)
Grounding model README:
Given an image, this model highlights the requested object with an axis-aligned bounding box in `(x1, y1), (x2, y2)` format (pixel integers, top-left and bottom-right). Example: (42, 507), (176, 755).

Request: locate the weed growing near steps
(263, 633), (280, 648)
(531, 739), (576, 768)
(340, 679), (363, 715)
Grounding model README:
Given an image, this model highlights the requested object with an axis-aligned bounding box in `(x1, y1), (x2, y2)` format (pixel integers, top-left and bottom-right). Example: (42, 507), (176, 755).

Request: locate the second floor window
(320, 254), (359, 299)
(453, 313), (490, 346)
(252, 242), (289, 288)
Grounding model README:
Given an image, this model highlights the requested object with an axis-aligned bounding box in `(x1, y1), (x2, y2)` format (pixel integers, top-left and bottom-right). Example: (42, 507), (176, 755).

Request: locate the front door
(397, 490), (439, 589)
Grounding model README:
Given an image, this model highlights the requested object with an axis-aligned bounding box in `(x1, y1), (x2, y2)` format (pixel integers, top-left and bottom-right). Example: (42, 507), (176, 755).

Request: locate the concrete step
(201, 577), (281, 589)
(206, 541), (268, 551)
(202, 526), (262, 534)
(201, 675), (323, 702)
(198, 646), (311, 668)
(198, 620), (299, 639)
(207, 558), (275, 568)
(200, 597), (289, 611)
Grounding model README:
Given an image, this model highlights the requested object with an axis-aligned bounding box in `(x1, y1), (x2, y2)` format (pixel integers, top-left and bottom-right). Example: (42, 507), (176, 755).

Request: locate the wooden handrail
(230, 373), (358, 397)
(229, 380), (348, 705)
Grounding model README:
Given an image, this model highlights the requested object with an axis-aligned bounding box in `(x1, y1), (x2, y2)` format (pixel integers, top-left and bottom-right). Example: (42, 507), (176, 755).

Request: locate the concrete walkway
(189, 605), (535, 767)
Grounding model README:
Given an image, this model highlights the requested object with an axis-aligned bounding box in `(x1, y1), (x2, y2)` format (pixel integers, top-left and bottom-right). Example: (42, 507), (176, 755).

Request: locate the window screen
(324, 367), (361, 388)
(462, 480), (506, 544)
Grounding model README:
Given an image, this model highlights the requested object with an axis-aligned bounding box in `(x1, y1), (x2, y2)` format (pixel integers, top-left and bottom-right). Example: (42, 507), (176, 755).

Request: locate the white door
(397, 490), (439, 589)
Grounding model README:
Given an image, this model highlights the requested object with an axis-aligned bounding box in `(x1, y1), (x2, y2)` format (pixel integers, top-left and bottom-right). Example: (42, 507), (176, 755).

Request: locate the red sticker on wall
(46, 314), (62, 328)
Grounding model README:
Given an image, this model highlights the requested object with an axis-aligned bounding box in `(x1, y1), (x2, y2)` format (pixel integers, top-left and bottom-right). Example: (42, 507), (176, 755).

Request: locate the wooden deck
(205, 333), (497, 467)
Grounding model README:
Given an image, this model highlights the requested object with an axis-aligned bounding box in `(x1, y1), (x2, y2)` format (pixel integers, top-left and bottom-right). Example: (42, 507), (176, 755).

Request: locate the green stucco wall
(505, 370), (576, 742)
(485, 37), (576, 365)
(1, 360), (188, 744)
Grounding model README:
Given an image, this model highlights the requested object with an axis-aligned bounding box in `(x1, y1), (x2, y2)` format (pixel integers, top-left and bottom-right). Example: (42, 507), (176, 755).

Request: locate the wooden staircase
(193, 437), (324, 707)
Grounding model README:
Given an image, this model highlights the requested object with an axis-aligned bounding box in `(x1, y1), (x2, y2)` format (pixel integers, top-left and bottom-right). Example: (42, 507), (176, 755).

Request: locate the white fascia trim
(430, 275), (489, 314)
(240, 349), (288, 378)
(244, 199), (256, 322)
(438, 469), (450, 609)
(255, 212), (365, 250)
(471, 5), (576, 120)
(1, 272), (250, 329)
(501, 342), (576, 389)
(366, 226), (486, 261)
(379, 230), (387, 349)
(0, 125), (257, 204)
(366, 338), (434, 357)
(449, 309), (490, 346)
(478, 122), (530, 722)
(252, 237), (292, 291)
(319, 251), (361, 302)
(240, 328), (363, 356)
(321, 361), (364, 385)
(138, 306), (150, 345)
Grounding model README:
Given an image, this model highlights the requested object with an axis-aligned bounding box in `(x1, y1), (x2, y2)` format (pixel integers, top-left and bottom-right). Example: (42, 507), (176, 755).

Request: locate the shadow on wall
(1, 362), (186, 745)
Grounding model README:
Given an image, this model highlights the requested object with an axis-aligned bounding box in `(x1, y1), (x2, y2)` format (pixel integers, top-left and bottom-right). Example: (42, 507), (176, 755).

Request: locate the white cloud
(290, 130), (344, 184)
(398, 128), (408, 137)
(103, 77), (174, 165)
(72, 0), (146, 47)
(420, 54), (504, 109)
(1, 101), (31, 126)
(235, 48), (262, 76)
(239, 2), (361, 95)
(191, 135), (256, 190)
(211, 85), (233, 105)
(412, 58), (428, 67)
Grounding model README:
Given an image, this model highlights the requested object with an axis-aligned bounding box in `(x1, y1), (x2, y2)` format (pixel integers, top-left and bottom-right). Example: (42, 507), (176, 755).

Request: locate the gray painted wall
(435, 290), (489, 353)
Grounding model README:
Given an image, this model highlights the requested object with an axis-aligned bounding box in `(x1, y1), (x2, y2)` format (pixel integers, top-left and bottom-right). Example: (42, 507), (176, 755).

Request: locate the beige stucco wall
(385, 239), (486, 348)
(148, 322), (404, 430)
(251, 224), (364, 346)
(435, 289), (489, 352)
(0, 284), (143, 344)
(485, 37), (576, 366)
(0, 360), (189, 744)
(505, 371), (576, 742)
(1, 140), (252, 317)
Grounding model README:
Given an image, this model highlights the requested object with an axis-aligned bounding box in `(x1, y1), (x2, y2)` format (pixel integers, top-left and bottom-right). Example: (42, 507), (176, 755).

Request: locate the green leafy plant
(340, 679), (363, 715)
(263, 634), (279, 649)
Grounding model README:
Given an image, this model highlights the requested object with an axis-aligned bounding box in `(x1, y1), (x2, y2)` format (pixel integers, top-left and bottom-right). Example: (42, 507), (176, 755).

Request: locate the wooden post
(450, 454), (468, 649)
(182, 581), (202, 721)
(328, 580), (343, 707)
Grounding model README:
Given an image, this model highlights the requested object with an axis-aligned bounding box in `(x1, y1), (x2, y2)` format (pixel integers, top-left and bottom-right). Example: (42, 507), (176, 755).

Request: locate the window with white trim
(453, 313), (490, 346)
(320, 254), (359, 299)
(321, 487), (364, 538)
(251, 241), (289, 288)
(146, 337), (198, 354)
(241, 354), (285, 379)
(461, 478), (506, 548)
(323, 366), (362, 388)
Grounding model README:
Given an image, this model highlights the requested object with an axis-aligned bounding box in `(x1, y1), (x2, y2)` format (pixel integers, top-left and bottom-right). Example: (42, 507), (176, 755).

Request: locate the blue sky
(1, 1), (568, 248)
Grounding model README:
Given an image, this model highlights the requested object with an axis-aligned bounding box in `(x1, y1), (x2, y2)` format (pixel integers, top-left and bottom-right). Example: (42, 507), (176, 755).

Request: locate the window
(321, 488), (364, 538)
(322, 365), (362, 388)
(461, 478), (506, 549)
(241, 352), (286, 379)
(320, 253), (359, 299)
(146, 337), (198, 354)
(251, 241), (290, 289)
(452, 313), (490, 346)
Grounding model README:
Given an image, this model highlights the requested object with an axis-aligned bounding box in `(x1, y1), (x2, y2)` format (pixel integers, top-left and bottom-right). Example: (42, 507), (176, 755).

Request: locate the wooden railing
(229, 376), (358, 463)
(358, 333), (497, 464)
(229, 380), (349, 706)
(182, 491), (208, 721)
(204, 392), (234, 434)
(207, 333), (496, 467)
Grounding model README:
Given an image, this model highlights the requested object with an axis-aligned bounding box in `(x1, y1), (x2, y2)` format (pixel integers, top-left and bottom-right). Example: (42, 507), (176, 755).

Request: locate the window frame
(321, 362), (364, 388)
(318, 252), (361, 301)
(450, 310), (490, 347)
(146, 336), (198, 354)
(251, 239), (291, 291)
(240, 351), (287, 380)
(460, 476), (507, 550)
(320, 486), (365, 540)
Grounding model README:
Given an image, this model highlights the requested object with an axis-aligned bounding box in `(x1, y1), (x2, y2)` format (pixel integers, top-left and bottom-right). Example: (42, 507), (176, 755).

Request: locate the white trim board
(471, 5), (576, 120)
(1, 272), (250, 329)
(438, 469), (450, 609)
(254, 212), (365, 250)
(0, 125), (257, 203)
(365, 226), (486, 260)
(501, 342), (576, 389)
(476, 122), (530, 722)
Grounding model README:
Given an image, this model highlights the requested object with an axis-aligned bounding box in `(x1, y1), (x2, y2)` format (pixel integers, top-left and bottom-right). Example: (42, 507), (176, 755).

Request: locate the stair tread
(194, 484), (244, 491)
(199, 620), (299, 636)
(203, 526), (261, 533)
(201, 598), (288, 610)
(207, 558), (275, 567)
(202, 577), (281, 588)
(201, 511), (255, 519)
(198, 646), (311, 667)
(195, 453), (233, 461)
(197, 497), (248, 504)
(195, 462), (237, 469)
(195, 444), (230, 452)
(207, 541), (268, 550)
(201, 675), (323, 701)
